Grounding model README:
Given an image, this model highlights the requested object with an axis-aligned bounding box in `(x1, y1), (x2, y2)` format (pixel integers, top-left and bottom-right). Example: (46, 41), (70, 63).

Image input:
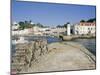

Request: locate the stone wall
(11, 39), (48, 73)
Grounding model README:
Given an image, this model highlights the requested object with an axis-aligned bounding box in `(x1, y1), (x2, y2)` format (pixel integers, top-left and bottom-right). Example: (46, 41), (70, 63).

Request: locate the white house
(73, 22), (96, 35)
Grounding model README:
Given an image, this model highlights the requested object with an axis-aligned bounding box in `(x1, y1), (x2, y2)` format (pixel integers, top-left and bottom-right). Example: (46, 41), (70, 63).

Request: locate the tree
(18, 21), (25, 30)
(18, 20), (34, 29)
(36, 23), (44, 27)
(56, 25), (63, 28)
(24, 20), (29, 26)
(87, 18), (96, 22)
(19, 21), (24, 26)
(80, 20), (85, 22)
(29, 20), (32, 24)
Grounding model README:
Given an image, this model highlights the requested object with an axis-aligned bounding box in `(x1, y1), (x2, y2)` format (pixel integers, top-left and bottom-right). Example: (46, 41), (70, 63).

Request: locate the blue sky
(12, 0), (96, 26)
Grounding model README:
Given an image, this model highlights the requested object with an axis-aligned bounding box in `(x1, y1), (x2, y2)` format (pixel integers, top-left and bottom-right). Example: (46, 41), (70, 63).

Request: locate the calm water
(24, 36), (62, 43)
(12, 36), (96, 55)
(72, 38), (96, 55)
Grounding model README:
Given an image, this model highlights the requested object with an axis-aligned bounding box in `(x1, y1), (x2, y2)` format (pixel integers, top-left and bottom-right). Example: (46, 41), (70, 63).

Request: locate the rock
(12, 39), (49, 73)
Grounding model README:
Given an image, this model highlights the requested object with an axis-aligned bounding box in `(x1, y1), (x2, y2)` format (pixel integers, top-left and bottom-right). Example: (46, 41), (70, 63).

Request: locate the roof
(79, 22), (96, 26)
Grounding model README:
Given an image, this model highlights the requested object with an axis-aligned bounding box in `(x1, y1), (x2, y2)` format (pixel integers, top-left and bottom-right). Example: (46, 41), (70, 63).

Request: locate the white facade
(73, 22), (96, 35)
(12, 28), (33, 35)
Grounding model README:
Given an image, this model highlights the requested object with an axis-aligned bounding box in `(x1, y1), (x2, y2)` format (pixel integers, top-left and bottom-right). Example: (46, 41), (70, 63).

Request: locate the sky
(12, 0), (96, 26)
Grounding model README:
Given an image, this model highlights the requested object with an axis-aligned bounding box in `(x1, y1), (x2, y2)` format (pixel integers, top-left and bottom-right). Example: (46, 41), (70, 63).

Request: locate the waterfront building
(12, 22), (33, 35)
(73, 22), (96, 35)
(32, 26), (66, 36)
(33, 26), (45, 35)
(52, 27), (66, 33)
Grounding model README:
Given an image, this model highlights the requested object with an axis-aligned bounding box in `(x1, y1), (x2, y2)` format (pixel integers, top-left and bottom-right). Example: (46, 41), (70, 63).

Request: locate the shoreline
(59, 34), (96, 41)
(12, 35), (96, 56)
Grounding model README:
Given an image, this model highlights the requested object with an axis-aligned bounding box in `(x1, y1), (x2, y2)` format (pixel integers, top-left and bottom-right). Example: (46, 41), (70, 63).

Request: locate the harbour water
(24, 36), (62, 43)
(72, 38), (96, 55)
(12, 36), (96, 55)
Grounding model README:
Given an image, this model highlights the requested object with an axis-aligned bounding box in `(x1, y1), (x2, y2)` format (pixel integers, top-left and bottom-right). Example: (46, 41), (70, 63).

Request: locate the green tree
(87, 18), (96, 22)
(80, 20), (85, 22)
(56, 25), (63, 28)
(29, 20), (32, 24)
(18, 20), (34, 29)
(24, 20), (29, 27)
(36, 23), (44, 27)
(18, 21), (25, 30)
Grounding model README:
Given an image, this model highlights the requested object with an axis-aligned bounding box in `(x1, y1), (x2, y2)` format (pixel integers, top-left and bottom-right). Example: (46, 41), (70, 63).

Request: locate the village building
(73, 22), (96, 35)
(12, 22), (33, 35)
(12, 21), (96, 36)
(32, 26), (67, 36)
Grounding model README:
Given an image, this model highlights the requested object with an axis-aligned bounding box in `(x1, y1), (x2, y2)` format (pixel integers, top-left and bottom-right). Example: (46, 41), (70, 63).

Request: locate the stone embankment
(59, 34), (96, 41)
(11, 39), (48, 74)
(11, 40), (96, 74)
